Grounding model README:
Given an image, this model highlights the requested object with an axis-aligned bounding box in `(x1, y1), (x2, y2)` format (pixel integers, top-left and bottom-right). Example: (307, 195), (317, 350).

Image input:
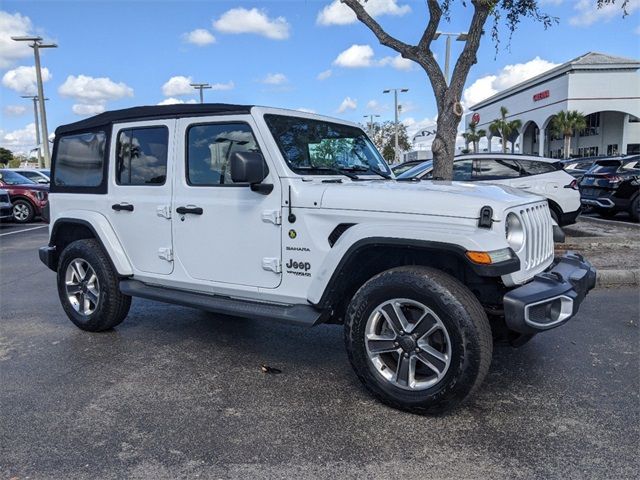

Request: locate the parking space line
(0, 225), (47, 237)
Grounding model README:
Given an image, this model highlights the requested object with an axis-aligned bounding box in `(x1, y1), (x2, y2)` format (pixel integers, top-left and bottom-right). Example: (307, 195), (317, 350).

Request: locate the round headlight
(505, 213), (525, 251)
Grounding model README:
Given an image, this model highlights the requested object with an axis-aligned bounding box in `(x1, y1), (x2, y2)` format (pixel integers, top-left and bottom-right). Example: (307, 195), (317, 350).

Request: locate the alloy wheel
(12, 203), (30, 222)
(65, 259), (100, 316)
(365, 298), (451, 390)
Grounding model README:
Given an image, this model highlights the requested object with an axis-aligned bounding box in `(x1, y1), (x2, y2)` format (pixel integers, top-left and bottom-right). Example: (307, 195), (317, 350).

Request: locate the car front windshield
(397, 161), (433, 179)
(0, 170), (36, 185)
(264, 114), (391, 176)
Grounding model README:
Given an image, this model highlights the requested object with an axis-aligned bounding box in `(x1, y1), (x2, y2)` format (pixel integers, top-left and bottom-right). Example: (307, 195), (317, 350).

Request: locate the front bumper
(558, 207), (581, 226)
(39, 245), (57, 271)
(503, 252), (596, 334)
(581, 191), (630, 211)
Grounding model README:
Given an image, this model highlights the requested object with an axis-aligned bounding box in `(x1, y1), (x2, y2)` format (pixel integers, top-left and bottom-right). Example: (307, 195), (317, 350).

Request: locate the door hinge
(158, 248), (173, 262)
(261, 209), (281, 225)
(157, 205), (172, 219)
(262, 257), (281, 274)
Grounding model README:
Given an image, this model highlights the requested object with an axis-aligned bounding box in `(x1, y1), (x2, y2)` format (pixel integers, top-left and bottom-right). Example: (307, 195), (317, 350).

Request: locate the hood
(320, 180), (542, 219)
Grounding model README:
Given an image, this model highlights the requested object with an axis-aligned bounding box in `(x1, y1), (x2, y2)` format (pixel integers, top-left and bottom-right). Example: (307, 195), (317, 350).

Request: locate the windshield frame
(263, 113), (392, 178)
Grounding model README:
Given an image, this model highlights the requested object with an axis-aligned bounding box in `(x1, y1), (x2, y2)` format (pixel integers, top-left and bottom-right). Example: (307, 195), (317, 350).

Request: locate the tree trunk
(564, 135), (571, 159)
(502, 135), (507, 153)
(431, 109), (459, 180)
(473, 140), (479, 153)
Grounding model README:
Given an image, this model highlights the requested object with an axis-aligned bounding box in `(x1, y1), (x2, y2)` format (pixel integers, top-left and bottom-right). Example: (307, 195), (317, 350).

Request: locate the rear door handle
(112, 203), (134, 212)
(176, 206), (203, 215)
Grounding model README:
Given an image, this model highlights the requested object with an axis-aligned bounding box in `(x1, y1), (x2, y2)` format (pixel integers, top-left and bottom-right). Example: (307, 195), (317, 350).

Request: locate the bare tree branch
(448, 1), (493, 103)
(340, 0), (414, 55)
(417, 0), (442, 52)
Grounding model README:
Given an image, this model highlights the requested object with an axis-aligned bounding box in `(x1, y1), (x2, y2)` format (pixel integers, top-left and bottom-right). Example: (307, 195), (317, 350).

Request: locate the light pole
(432, 32), (468, 85)
(382, 88), (408, 163)
(11, 36), (57, 168)
(190, 83), (212, 103)
(21, 95), (48, 167)
(363, 114), (380, 135)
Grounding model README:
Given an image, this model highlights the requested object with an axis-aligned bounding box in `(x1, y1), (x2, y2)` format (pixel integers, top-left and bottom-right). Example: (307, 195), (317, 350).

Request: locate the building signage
(533, 90), (550, 102)
(471, 112), (480, 123)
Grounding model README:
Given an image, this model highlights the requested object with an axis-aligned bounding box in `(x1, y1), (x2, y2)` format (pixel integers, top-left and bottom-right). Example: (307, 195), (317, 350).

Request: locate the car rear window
(53, 131), (107, 187)
(588, 160), (622, 174)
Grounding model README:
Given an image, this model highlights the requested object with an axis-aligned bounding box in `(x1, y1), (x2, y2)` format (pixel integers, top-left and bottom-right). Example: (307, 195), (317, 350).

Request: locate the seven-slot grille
(0, 193), (10, 203)
(518, 203), (554, 270)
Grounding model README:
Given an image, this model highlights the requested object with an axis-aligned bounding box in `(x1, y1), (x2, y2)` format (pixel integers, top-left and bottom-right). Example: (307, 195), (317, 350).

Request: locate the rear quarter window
(518, 160), (560, 176)
(53, 131), (107, 189)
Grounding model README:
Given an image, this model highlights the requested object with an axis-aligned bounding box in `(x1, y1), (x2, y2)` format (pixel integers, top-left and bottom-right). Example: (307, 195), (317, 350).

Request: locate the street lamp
(190, 83), (212, 103)
(382, 88), (409, 163)
(363, 114), (380, 135)
(433, 32), (468, 85)
(21, 95), (48, 167)
(11, 36), (57, 168)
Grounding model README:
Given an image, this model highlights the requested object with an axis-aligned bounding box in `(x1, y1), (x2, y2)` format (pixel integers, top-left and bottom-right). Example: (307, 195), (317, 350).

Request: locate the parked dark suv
(579, 156), (640, 221)
(0, 169), (49, 223)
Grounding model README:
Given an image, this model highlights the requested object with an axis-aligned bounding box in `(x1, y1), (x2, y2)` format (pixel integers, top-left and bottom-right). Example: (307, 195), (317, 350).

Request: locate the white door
(172, 116), (282, 289)
(107, 120), (175, 275)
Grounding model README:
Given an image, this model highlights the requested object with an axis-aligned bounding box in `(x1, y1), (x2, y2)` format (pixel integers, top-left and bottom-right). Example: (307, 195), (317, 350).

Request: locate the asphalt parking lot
(1, 226), (638, 479)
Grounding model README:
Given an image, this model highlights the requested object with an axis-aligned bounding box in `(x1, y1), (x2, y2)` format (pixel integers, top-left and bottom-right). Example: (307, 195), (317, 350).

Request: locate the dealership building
(465, 52), (640, 158)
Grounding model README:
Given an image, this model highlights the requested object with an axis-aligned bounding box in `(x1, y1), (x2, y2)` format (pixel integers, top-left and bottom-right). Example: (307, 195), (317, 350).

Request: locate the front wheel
(344, 266), (492, 415)
(57, 239), (131, 331)
(12, 199), (34, 223)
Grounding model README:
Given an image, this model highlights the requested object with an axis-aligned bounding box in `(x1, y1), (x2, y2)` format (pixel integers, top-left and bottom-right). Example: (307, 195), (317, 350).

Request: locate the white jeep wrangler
(40, 104), (596, 414)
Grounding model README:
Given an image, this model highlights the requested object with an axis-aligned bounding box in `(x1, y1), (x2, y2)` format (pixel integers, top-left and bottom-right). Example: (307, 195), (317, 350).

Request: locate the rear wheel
(12, 199), (34, 223)
(344, 266), (492, 415)
(57, 239), (131, 332)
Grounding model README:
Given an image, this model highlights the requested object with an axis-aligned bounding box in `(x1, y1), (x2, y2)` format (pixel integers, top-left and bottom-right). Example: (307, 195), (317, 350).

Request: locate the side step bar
(119, 280), (324, 327)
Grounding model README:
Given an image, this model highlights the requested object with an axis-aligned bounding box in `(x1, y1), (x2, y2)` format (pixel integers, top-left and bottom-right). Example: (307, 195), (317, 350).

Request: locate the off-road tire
(57, 239), (131, 331)
(344, 266), (492, 415)
(12, 199), (35, 223)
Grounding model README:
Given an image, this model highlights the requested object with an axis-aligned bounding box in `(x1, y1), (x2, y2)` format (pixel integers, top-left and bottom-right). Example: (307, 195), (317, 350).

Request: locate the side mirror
(230, 152), (272, 194)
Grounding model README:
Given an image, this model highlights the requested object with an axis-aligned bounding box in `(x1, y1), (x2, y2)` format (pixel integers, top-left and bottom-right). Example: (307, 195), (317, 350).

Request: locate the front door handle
(176, 206), (203, 215)
(112, 203), (134, 212)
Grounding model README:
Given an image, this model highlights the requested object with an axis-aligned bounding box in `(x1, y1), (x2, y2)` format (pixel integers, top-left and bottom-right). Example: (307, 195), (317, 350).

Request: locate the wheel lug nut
(415, 348), (420, 353)
(394, 341), (399, 347)
(404, 353), (409, 358)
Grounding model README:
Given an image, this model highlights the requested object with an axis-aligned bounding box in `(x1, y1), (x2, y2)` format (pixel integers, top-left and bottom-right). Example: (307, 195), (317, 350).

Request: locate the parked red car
(0, 169), (49, 223)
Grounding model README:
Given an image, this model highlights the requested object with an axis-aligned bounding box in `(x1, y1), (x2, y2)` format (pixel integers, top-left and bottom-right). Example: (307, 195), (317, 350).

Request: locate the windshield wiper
(344, 165), (392, 180)
(296, 166), (359, 180)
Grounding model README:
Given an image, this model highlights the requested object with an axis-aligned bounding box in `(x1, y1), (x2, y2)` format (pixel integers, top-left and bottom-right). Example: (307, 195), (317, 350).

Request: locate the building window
(577, 146), (599, 157)
(607, 144), (619, 156)
(579, 113), (600, 137)
(627, 144), (640, 155)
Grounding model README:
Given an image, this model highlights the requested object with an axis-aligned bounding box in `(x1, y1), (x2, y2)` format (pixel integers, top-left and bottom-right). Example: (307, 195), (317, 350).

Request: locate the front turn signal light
(466, 248), (513, 265)
(466, 251), (492, 264)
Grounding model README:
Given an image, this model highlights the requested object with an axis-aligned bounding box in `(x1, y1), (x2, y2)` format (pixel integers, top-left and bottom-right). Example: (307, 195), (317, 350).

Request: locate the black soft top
(55, 103), (254, 135)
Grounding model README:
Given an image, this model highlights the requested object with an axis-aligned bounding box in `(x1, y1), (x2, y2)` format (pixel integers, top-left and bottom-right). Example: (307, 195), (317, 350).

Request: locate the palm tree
(490, 106), (522, 153)
(462, 121), (486, 153)
(550, 110), (587, 159)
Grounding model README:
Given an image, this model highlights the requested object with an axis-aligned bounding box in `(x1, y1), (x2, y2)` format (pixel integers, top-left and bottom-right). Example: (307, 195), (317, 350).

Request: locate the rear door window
(476, 158), (521, 180)
(116, 126), (168, 185)
(451, 159), (474, 181)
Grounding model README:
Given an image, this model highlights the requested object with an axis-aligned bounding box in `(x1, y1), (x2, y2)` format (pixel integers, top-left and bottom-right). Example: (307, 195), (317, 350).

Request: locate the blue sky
(1, 0), (638, 154)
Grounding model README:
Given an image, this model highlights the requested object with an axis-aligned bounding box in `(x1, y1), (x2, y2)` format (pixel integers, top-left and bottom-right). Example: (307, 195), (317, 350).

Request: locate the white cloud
(334, 45), (415, 70)
(317, 69), (332, 80)
(182, 28), (216, 46)
(2, 66), (51, 95)
(59, 74), (134, 103)
(0, 122), (36, 154)
(403, 116), (438, 143)
(379, 54), (414, 71)
(261, 73), (287, 85)
(210, 81), (234, 91)
(296, 108), (316, 114)
(570, 0), (638, 27)
(317, 0), (411, 26)
(334, 44), (375, 68)
(157, 97), (198, 105)
(3, 104), (27, 116)
(72, 103), (105, 116)
(463, 57), (559, 107)
(0, 11), (35, 68)
(337, 96), (357, 113)
(161, 75), (194, 97)
(213, 8), (290, 40)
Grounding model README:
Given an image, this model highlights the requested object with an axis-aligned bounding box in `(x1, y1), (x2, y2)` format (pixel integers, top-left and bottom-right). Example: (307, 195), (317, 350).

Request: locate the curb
(579, 215), (640, 228)
(596, 269), (640, 287)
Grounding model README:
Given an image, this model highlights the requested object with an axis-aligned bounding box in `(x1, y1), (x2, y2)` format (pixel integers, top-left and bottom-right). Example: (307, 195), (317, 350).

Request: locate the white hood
(320, 180), (543, 219)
